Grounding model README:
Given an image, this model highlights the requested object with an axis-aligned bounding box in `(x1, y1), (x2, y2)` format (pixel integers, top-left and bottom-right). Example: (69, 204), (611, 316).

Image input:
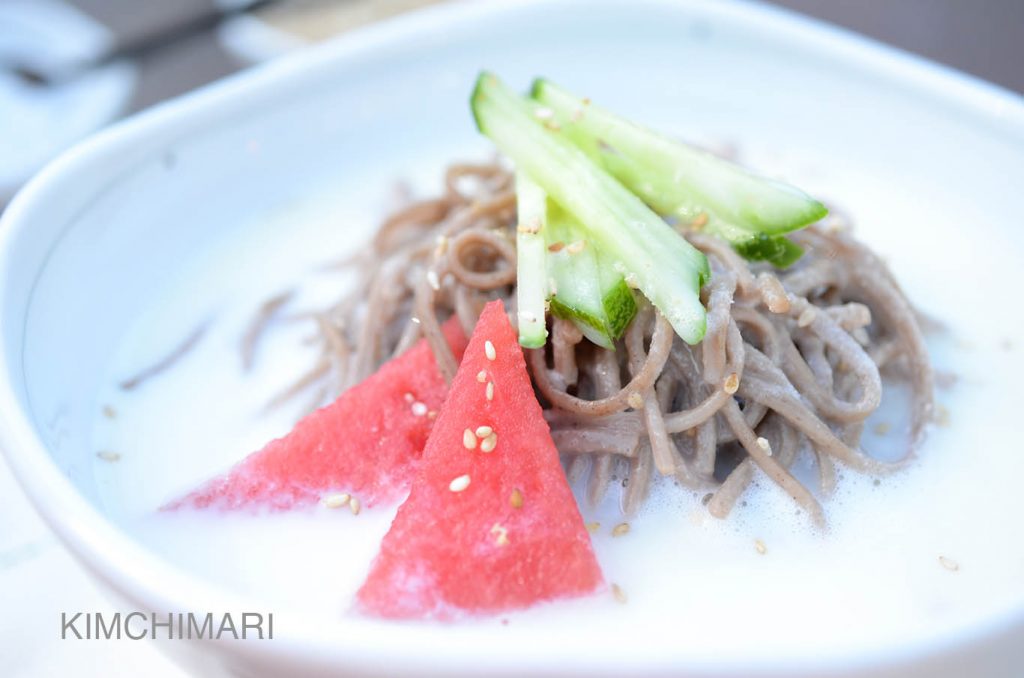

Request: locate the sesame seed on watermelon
(356, 300), (604, 619)
(164, 316), (468, 512)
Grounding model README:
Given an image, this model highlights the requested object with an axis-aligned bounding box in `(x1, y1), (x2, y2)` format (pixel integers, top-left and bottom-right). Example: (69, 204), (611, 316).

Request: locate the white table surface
(0, 457), (186, 676)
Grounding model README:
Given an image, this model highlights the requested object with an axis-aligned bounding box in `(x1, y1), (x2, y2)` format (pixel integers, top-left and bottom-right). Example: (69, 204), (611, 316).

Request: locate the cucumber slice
(471, 72), (708, 345)
(532, 79), (826, 263)
(515, 171), (549, 348)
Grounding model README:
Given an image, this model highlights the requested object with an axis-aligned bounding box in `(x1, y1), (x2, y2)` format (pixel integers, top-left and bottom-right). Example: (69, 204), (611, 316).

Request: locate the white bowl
(2, 0), (1024, 675)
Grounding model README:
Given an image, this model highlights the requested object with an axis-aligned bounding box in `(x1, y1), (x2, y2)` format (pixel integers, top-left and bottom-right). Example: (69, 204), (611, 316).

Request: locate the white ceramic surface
(2, 0), (1023, 676)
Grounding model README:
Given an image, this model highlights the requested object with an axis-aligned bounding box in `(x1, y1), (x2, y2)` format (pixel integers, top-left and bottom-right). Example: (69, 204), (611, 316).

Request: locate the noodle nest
(264, 162), (934, 526)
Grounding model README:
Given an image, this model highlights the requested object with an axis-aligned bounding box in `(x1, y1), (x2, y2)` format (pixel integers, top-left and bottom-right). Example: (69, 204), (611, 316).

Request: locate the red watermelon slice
(356, 300), (604, 619)
(165, 317), (468, 512)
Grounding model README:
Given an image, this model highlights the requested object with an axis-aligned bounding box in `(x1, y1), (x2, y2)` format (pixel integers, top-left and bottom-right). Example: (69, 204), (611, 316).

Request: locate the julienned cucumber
(545, 202), (637, 349)
(471, 72), (709, 345)
(518, 170), (633, 348)
(531, 79), (827, 265)
(514, 171), (549, 348)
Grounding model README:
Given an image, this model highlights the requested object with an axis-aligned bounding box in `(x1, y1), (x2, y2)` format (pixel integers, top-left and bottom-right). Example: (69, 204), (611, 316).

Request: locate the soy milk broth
(87, 153), (1023, 660)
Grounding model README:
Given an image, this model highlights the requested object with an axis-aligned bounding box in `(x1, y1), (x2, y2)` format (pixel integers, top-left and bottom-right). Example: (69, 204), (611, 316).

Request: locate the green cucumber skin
(733, 233), (805, 268)
(471, 73), (708, 345)
(532, 78), (828, 237)
(545, 203), (637, 346)
(593, 244), (638, 339)
(602, 279), (639, 339)
(548, 298), (613, 350)
(553, 284), (638, 349)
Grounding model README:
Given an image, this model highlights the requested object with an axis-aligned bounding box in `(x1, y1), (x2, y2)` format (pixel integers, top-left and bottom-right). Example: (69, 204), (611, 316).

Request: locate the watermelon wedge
(357, 300), (604, 619)
(165, 317), (468, 512)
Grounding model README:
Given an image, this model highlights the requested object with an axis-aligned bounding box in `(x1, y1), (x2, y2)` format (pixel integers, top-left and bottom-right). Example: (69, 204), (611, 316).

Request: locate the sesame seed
(611, 583), (628, 604)
(824, 215), (846, 233)
(96, 450), (121, 462)
(490, 523), (510, 546)
(543, 119), (561, 131)
(691, 212), (708, 229)
(349, 497), (361, 515)
(612, 522), (630, 538)
(411, 316), (421, 324)
(463, 429), (477, 450)
(873, 422), (891, 435)
(756, 437), (773, 456)
(427, 410), (437, 419)
(519, 310), (538, 325)
(411, 402), (428, 416)
(426, 269), (441, 291)
(566, 239), (587, 255)
(797, 307), (817, 328)
(767, 296), (791, 314)
(517, 217), (542, 234)
(548, 277), (558, 295)
(755, 539), (767, 555)
(449, 474), (471, 492)
(434, 234), (448, 257)
(323, 493), (350, 509)
(581, 97), (591, 106)
(627, 392), (644, 409)
(935, 405), (950, 427)
(585, 521), (600, 533)
(510, 488), (524, 509)
(758, 273), (791, 314)
(484, 340), (496, 361)
(477, 370), (488, 382)
(624, 273), (639, 289)
(486, 381), (494, 401)
(403, 392), (414, 403)
(475, 425), (493, 438)
(939, 555), (959, 572)
(548, 241), (565, 253)
(570, 108), (584, 123)
(102, 405), (117, 419)
(723, 373), (740, 395)
(534, 106), (554, 120)
(480, 433), (498, 453)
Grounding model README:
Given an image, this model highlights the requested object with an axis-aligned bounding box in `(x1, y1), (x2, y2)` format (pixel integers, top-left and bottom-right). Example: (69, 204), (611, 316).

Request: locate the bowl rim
(1, 0), (1023, 674)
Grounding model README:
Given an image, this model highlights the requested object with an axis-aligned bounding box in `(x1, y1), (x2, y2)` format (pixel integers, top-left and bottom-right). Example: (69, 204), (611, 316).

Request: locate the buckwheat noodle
(263, 162), (934, 526)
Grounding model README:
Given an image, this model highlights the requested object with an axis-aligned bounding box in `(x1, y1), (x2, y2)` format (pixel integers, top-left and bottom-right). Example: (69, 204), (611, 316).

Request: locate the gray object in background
(50, 0), (1024, 106)
(59, 0), (256, 110)
(767, 0), (1024, 94)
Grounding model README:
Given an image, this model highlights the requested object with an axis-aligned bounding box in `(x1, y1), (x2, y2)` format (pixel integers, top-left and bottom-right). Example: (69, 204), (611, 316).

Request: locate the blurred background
(0, 1), (1021, 675)
(1, 0), (1022, 210)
